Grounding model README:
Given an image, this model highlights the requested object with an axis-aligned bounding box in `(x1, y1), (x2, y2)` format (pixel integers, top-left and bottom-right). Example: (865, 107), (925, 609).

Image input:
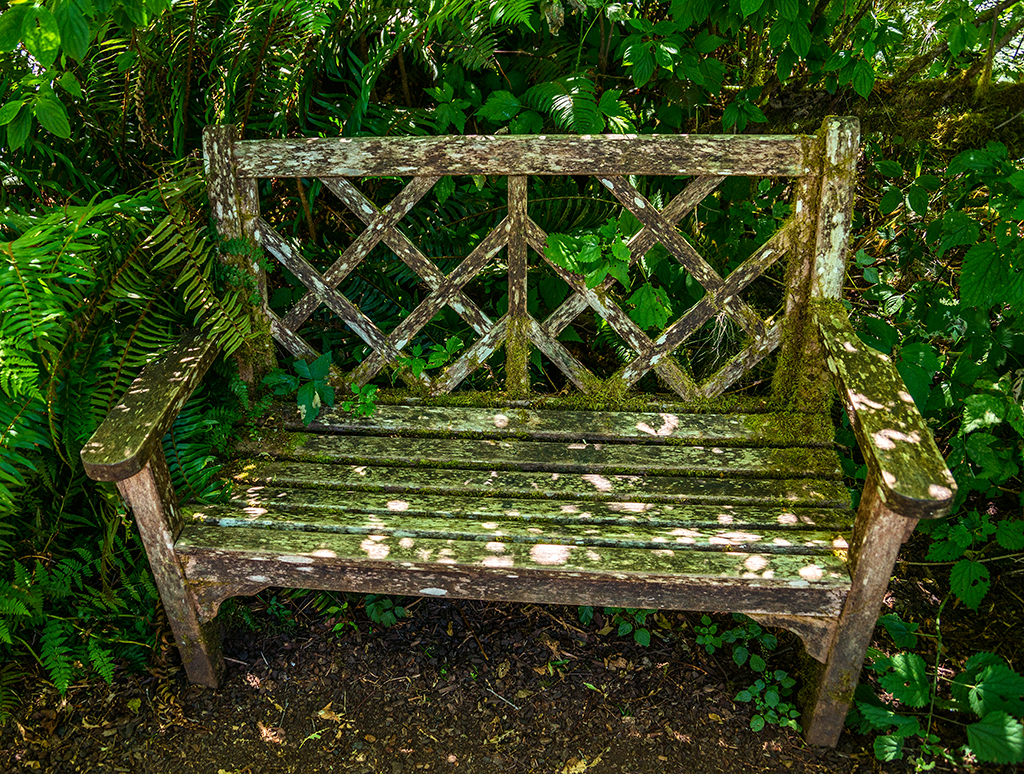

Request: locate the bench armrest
(814, 304), (956, 520)
(81, 330), (221, 482)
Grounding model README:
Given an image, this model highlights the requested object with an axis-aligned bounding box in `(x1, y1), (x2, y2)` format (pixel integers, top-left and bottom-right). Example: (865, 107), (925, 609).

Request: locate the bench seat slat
(304, 405), (834, 447)
(232, 461), (852, 508)
(221, 487), (852, 530)
(174, 522), (847, 593)
(249, 433), (845, 480)
(186, 501), (848, 554)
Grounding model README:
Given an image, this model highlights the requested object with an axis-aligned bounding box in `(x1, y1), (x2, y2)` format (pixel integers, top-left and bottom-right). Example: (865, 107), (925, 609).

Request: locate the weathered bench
(81, 117), (956, 747)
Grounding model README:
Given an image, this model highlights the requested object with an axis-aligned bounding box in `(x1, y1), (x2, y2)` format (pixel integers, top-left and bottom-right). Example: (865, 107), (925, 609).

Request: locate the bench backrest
(203, 118), (858, 405)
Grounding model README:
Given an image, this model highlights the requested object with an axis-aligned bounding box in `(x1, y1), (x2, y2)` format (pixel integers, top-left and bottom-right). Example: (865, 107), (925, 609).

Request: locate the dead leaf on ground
(256, 720), (286, 744)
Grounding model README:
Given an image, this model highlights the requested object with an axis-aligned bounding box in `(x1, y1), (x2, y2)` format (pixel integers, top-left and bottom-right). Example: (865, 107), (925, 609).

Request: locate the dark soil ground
(1, 533), (1020, 774)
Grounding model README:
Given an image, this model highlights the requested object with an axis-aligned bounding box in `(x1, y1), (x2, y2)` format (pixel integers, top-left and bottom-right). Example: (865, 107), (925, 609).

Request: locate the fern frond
(40, 618), (73, 695)
(87, 636), (116, 684)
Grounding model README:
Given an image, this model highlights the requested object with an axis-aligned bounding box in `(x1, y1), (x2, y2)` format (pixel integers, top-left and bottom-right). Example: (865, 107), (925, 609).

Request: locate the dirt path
(0, 599), (955, 773)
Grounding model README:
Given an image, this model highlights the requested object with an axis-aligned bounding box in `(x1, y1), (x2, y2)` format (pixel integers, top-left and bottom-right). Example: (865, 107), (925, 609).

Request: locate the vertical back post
(811, 117), (860, 299)
(506, 175), (531, 397)
(203, 125), (276, 381)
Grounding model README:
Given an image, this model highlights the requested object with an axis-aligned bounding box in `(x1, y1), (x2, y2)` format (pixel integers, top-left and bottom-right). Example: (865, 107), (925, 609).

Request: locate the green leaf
(0, 99), (25, 125)
(961, 242), (1010, 310)
(970, 665), (1024, 717)
(732, 645), (749, 667)
(926, 539), (966, 562)
(693, 31), (725, 54)
(628, 283), (670, 330)
(34, 96), (71, 139)
(995, 519), (1024, 550)
(776, 0), (799, 21)
(880, 653), (930, 707)
(750, 654), (766, 673)
(477, 91), (522, 122)
(740, 0), (765, 17)
(879, 186), (903, 215)
(966, 712), (1024, 765)
(633, 628), (651, 647)
(852, 59), (875, 98)
(776, 46), (797, 81)
(7, 105), (32, 150)
(788, 24), (811, 58)
(0, 4), (29, 50)
(906, 185), (929, 217)
(22, 5), (61, 69)
(878, 614), (919, 649)
(954, 652), (1006, 706)
(937, 211), (981, 257)
(749, 714), (765, 732)
(873, 735), (904, 761)
(950, 559), (990, 609)
(58, 71), (83, 99)
(875, 159), (903, 178)
(54, 0), (90, 61)
(963, 393), (1006, 434)
(308, 350), (332, 382)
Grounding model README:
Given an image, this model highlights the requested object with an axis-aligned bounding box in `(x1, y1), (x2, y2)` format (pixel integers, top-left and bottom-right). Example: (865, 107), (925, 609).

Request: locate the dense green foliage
(1, 0), (1023, 764)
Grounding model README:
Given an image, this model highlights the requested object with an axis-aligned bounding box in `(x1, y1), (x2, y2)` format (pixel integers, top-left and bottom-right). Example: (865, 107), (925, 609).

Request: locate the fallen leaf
(257, 720), (287, 744)
(708, 713), (722, 722)
(317, 703), (342, 723)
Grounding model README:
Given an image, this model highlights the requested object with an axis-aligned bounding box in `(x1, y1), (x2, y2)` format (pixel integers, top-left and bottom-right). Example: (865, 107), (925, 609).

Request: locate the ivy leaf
(950, 559), (990, 610)
(995, 519), (1024, 550)
(880, 653), (930, 707)
(477, 90), (522, 122)
(970, 664), (1024, 717)
(966, 712), (1024, 765)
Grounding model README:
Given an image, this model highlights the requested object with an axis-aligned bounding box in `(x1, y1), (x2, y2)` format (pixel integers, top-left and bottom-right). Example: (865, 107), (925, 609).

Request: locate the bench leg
(117, 449), (225, 688)
(802, 477), (917, 746)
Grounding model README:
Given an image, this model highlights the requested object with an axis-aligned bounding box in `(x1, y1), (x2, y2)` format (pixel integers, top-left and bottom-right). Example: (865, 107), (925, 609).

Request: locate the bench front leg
(81, 329), (225, 686)
(802, 304), (957, 745)
(118, 448), (225, 687)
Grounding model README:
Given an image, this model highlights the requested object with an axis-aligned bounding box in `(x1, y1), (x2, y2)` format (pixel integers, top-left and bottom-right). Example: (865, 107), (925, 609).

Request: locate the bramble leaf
(966, 712), (1024, 765)
(950, 559), (990, 609)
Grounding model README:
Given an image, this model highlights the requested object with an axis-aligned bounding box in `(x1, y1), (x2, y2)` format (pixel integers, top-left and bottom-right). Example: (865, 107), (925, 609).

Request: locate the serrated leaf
(954, 652), (1006, 705)
(937, 211), (981, 257)
(852, 59), (875, 98)
(740, 0), (765, 17)
(879, 614), (919, 649)
(789, 24), (811, 58)
(970, 665), (1024, 717)
(961, 242), (1024, 310)
(880, 653), (930, 707)
(22, 5), (61, 69)
(628, 283), (670, 330)
(7, 105), (32, 150)
(54, 0), (90, 61)
(776, 0), (799, 21)
(0, 4), (29, 50)
(995, 519), (1024, 550)
(926, 539), (966, 562)
(477, 90), (522, 122)
(875, 159), (903, 178)
(874, 735), (904, 761)
(879, 186), (903, 215)
(733, 645), (749, 667)
(856, 701), (917, 731)
(963, 393), (1006, 434)
(34, 96), (71, 139)
(0, 99), (24, 125)
(950, 559), (990, 609)
(966, 712), (1024, 765)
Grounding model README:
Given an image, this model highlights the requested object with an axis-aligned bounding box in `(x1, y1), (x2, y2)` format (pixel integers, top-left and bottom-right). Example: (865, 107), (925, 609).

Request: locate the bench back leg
(117, 448), (225, 687)
(801, 472), (917, 745)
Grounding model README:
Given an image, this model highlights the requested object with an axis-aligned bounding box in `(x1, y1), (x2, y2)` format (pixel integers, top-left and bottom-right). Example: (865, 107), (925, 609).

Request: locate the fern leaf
(40, 618), (73, 695)
(87, 636), (116, 684)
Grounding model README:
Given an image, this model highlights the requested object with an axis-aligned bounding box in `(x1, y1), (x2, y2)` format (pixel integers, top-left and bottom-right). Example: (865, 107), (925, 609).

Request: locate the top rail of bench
(227, 134), (816, 179)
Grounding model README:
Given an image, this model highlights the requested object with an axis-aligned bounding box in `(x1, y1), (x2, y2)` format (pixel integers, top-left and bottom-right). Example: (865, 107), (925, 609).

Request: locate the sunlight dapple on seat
(81, 118), (956, 747)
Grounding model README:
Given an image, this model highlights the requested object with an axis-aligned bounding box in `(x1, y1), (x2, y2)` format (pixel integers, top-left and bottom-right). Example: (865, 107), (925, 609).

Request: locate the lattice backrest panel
(203, 120), (859, 401)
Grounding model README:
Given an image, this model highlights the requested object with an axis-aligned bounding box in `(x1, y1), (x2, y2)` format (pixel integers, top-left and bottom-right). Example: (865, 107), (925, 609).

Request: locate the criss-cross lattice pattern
(253, 172), (803, 399)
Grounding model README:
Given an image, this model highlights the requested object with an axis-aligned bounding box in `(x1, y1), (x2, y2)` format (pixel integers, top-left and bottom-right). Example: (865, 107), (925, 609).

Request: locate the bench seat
(178, 405), (853, 622)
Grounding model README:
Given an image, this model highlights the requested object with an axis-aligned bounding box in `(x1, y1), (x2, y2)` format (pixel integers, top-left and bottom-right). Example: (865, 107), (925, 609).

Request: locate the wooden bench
(81, 117), (956, 747)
